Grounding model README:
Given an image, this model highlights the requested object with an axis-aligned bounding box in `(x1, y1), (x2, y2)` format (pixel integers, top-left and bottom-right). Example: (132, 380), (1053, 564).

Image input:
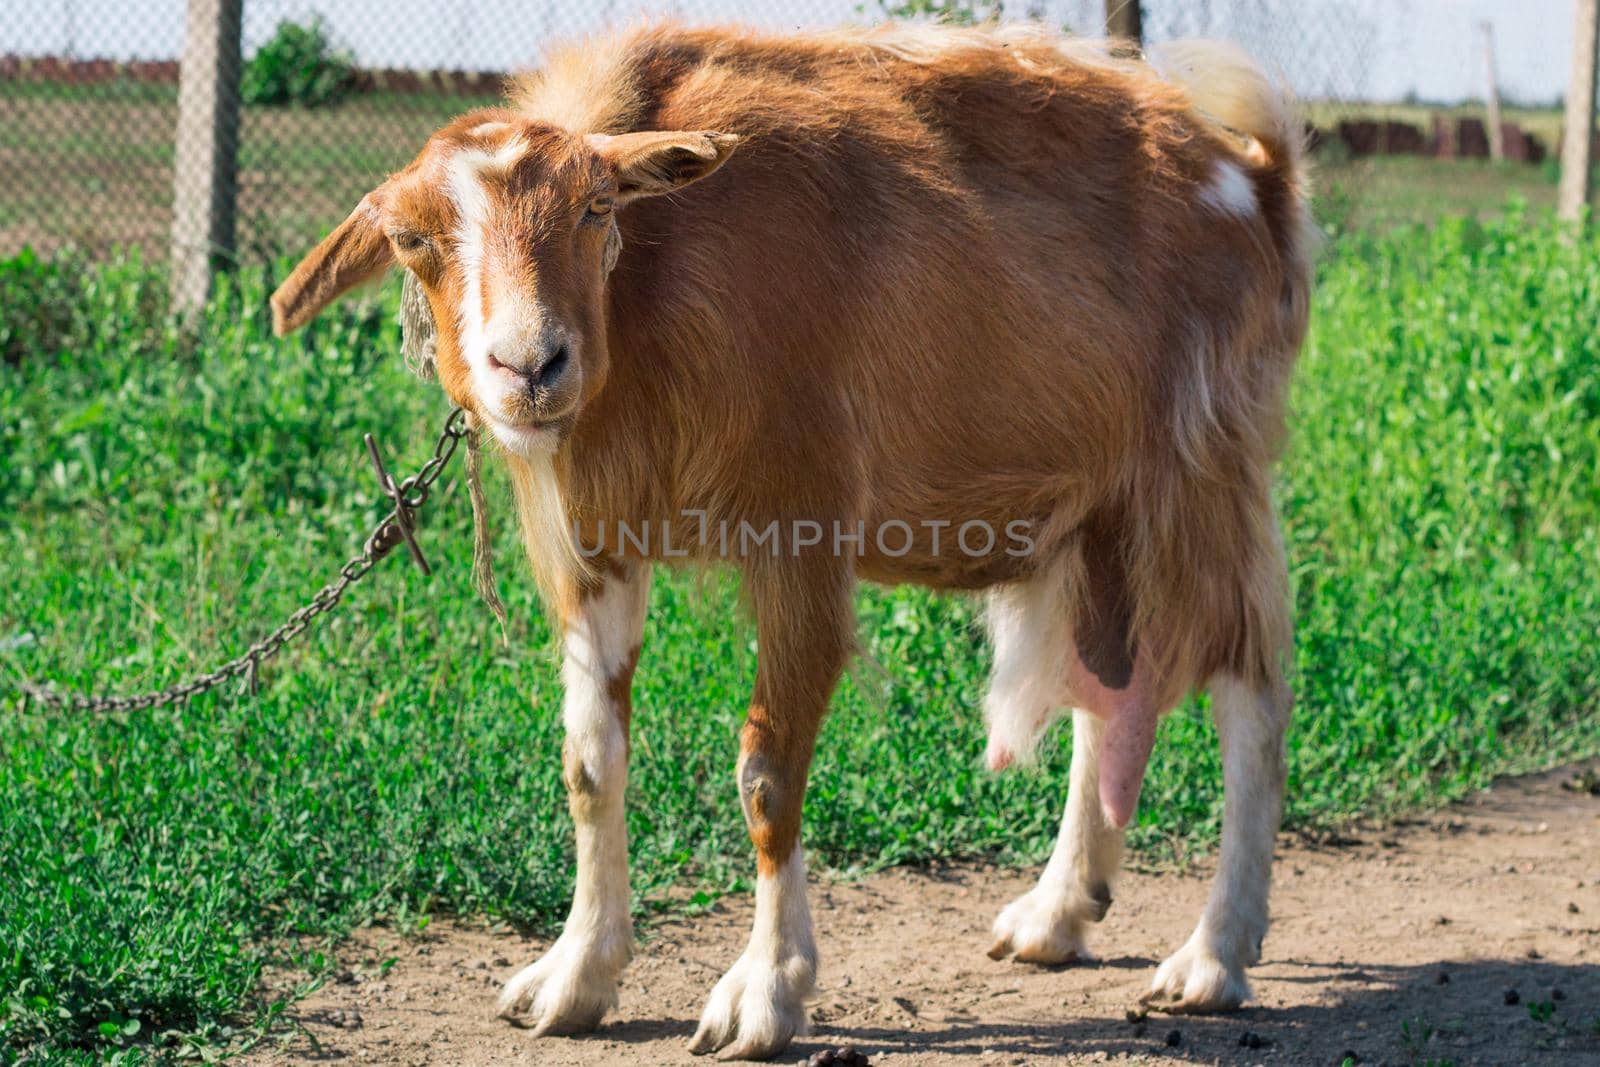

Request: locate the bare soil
(247, 761), (1600, 1066)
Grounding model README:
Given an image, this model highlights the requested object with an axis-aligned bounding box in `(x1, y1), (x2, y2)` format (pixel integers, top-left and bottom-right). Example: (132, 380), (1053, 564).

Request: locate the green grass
(0, 88), (503, 263)
(1300, 100), (1599, 234)
(3, 211), (1600, 1062)
(1316, 156), (1566, 232)
(0, 80), (182, 106)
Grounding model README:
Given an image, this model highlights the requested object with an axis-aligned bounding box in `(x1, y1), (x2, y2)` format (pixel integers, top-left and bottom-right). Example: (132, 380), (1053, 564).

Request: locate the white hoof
(688, 949), (815, 1061)
(496, 930), (630, 1037)
(987, 881), (1109, 964)
(1144, 934), (1251, 1013)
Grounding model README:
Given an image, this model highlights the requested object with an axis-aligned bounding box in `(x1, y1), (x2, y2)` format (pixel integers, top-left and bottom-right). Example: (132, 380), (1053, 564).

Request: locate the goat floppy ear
(271, 193), (394, 336)
(589, 130), (739, 204)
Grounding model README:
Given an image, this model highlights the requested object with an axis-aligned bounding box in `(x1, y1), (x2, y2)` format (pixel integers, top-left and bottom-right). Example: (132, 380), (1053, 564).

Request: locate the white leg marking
(1147, 672), (1288, 1012)
(982, 571), (1070, 771)
(1200, 159), (1257, 217)
(497, 566), (650, 1035)
(990, 709), (1126, 963)
(689, 846), (817, 1060)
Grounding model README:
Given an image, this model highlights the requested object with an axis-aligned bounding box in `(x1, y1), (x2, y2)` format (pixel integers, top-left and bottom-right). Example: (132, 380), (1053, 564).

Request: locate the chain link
(14, 407), (470, 715)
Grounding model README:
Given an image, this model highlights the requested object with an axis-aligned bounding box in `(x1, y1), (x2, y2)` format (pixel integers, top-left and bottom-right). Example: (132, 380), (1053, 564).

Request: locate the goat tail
(1149, 39), (1303, 175)
(1152, 38), (1318, 349)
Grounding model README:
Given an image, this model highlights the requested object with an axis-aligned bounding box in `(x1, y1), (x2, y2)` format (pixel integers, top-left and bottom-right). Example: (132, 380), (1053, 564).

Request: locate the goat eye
(391, 231), (430, 254)
(585, 197), (614, 219)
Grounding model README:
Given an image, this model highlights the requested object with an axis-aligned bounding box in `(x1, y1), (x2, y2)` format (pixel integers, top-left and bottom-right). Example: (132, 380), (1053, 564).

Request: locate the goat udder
(1068, 649), (1161, 829)
(1097, 699), (1159, 828)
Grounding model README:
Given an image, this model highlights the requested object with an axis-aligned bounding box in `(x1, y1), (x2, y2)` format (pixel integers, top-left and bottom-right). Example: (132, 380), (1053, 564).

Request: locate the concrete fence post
(1559, 0), (1599, 223)
(170, 0), (243, 317)
(1479, 21), (1504, 163)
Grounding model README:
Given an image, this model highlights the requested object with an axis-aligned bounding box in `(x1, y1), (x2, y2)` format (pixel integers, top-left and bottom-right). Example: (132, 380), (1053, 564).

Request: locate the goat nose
(527, 342), (570, 392)
(485, 343), (570, 390)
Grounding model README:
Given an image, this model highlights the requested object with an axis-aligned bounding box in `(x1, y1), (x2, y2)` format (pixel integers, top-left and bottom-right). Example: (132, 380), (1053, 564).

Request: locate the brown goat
(272, 21), (1314, 1061)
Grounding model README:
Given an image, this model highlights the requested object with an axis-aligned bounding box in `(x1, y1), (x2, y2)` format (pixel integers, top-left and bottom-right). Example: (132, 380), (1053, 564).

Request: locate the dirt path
(248, 762), (1600, 1066)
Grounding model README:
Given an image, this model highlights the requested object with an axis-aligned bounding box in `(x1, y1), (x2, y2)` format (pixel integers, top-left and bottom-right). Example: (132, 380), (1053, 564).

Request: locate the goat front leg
(690, 559), (853, 1061)
(498, 561), (650, 1035)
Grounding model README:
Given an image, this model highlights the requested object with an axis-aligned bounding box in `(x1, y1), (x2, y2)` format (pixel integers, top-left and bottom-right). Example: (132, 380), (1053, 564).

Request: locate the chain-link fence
(1, 0), (1559, 269)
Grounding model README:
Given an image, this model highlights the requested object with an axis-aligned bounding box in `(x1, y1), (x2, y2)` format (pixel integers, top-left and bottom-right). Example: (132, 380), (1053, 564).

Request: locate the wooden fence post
(170, 0), (243, 317)
(1559, 0), (1599, 223)
(1105, 1), (1142, 45)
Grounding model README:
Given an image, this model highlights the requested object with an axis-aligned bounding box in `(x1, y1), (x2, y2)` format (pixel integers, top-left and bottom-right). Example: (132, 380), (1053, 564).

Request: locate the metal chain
(14, 407), (471, 715)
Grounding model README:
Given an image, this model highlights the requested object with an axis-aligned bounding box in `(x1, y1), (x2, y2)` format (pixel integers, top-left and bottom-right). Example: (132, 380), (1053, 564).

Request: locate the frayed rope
(465, 414), (508, 641)
(399, 270), (507, 642)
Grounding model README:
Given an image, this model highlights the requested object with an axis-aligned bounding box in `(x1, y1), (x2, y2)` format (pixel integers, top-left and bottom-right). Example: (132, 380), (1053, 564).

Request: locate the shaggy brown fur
(271, 21), (1314, 1058)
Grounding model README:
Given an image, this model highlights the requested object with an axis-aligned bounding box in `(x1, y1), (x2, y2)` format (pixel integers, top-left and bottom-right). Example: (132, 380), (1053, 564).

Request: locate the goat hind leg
(989, 709), (1125, 964)
(1146, 670), (1289, 1013)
